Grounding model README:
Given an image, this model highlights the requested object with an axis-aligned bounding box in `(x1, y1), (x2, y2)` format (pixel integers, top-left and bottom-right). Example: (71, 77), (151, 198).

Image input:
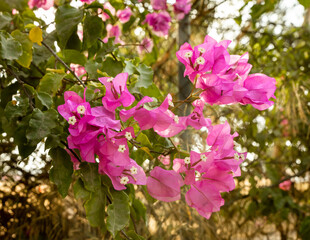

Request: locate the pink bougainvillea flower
(116, 8), (132, 23)
(143, 12), (171, 37)
(98, 1), (115, 21)
(173, 0), (191, 20)
(100, 159), (146, 191)
(151, 0), (167, 10)
(240, 73), (276, 110)
(159, 155), (170, 165)
(185, 181), (224, 219)
(99, 72), (135, 111)
(137, 38), (154, 54)
(147, 166), (184, 202)
(80, 0), (95, 4)
(28, 0), (54, 10)
(176, 42), (216, 82)
(279, 179), (291, 191)
(103, 24), (123, 44)
(70, 64), (86, 79)
(186, 101), (211, 129)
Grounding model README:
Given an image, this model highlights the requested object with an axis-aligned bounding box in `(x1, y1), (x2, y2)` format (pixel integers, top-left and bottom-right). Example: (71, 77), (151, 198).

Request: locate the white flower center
(196, 57), (205, 65)
(168, 100), (174, 107)
(184, 157), (191, 164)
(174, 115), (179, 124)
(125, 132), (132, 141)
(107, 78), (113, 82)
(198, 47), (206, 53)
(130, 166), (138, 175)
(68, 116), (77, 125)
(201, 154), (207, 162)
(118, 144), (126, 153)
(234, 153), (240, 161)
(77, 105), (86, 114)
(240, 153), (245, 160)
(184, 51), (193, 58)
(120, 176), (129, 185)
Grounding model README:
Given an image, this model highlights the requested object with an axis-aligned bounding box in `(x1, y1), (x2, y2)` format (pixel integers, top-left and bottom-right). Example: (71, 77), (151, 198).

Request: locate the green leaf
(101, 57), (123, 77)
(96, 38), (118, 59)
(38, 73), (65, 96)
(85, 60), (102, 79)
(132, 199), (147, 223)
(140, 83), (163, 100)
(73, 178), (91, 201)
(124, 60), (136, 75)
(55, 5), (83, 48)
(85, 187), (106, 228)
(0, 0), (27, 11)
(126, 231), (146, 240)
(4, 97), (29, 120)
(83, 14), (103, 48)
(0, 31), (22, 60)
(26, 108), (58, 145)
(62, 49), (87, 65)
(0, 13), (12, 29)
(107, 191), (130, 238)
(298, 0), (310, 8)
(36, 92), (53, 109)
(136, 132), (152, 148)
(11, 30), (33, 68)
(80, 162), (101, 192)
(49, 147), (73, 198)
(135, 64), (153, 88)
(300, 216), (310, 240)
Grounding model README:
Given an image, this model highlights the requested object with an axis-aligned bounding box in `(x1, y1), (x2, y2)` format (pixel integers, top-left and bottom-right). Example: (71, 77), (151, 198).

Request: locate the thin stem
(6, 68), (35, 110)
(61, 140), (82, 163)
(41, 41), (86, 88)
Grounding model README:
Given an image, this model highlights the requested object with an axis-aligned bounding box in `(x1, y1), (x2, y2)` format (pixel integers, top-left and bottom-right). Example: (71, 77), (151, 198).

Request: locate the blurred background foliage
(1, 0), (310, 239)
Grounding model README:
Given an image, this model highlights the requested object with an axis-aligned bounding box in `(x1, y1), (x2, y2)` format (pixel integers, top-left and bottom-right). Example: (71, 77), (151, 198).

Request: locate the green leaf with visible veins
(26, 108), (58, 145)
(85, 187), (107, 228)
(11, 30), (33, 68)
(0, 31), (22, 60)
(38, 73), (65, 96)
(107, 191), (130, 237)
(49, 147), (73, 198)
(55, 5), (83, 48)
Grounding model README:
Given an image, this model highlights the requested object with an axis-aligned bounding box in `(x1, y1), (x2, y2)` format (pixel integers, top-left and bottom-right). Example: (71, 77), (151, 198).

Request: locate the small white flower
(196, 57), (205, 65)
(130, 166), (138, 175)
(184, 51), (193, 58)
(240, 153), (245, 160)
(201, 154), (207, 162)
(107, 78), (113, 82)
(120, 176), (129, 185)
(168, 100), (174, 107)
(234, 153), (240, 161)
(68, 116), (77, 125)
(184, 157), (191, 164)
(118, 145), (126, 153)
(125, 132), (133, 141)
(77, 105), (86, 114)
(198, 47), (206, 53)
(174, 115), (179, 124)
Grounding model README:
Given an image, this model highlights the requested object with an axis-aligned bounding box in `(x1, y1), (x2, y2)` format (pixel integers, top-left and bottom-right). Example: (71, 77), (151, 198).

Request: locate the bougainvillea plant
(0, 0), (276, 238)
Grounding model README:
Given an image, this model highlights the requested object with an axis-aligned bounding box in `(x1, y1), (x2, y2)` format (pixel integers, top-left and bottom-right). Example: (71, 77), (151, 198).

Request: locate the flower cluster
(147, 122), (246, 218)
(144, 0), (192, 36)
(58, 35), (276, 219)
(176, 36), (276, 110)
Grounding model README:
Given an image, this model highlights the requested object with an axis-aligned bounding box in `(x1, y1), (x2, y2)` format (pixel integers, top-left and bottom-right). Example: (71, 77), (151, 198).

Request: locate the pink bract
(137, 38), (154, 54)
(173, 0), (191, 20)
(28, 0), (54, 10)
(116, 8), (132, 23)
(151, 0), (167, 10)
(146, 166), (184, 202)
(143, 12), (171, 37)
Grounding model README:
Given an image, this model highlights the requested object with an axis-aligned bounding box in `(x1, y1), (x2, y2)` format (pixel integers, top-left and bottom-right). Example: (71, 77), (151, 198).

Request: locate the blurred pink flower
(279, 179), (291, 191)
(173, 0), (191, 20)
(116, 8), (132, 23)
(151, 0), (167, 10)
(80, 0), (95, 3)
(143, 11), (171, 37)
(137, 38), (154, 54)
(28, 0), (54, 10)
